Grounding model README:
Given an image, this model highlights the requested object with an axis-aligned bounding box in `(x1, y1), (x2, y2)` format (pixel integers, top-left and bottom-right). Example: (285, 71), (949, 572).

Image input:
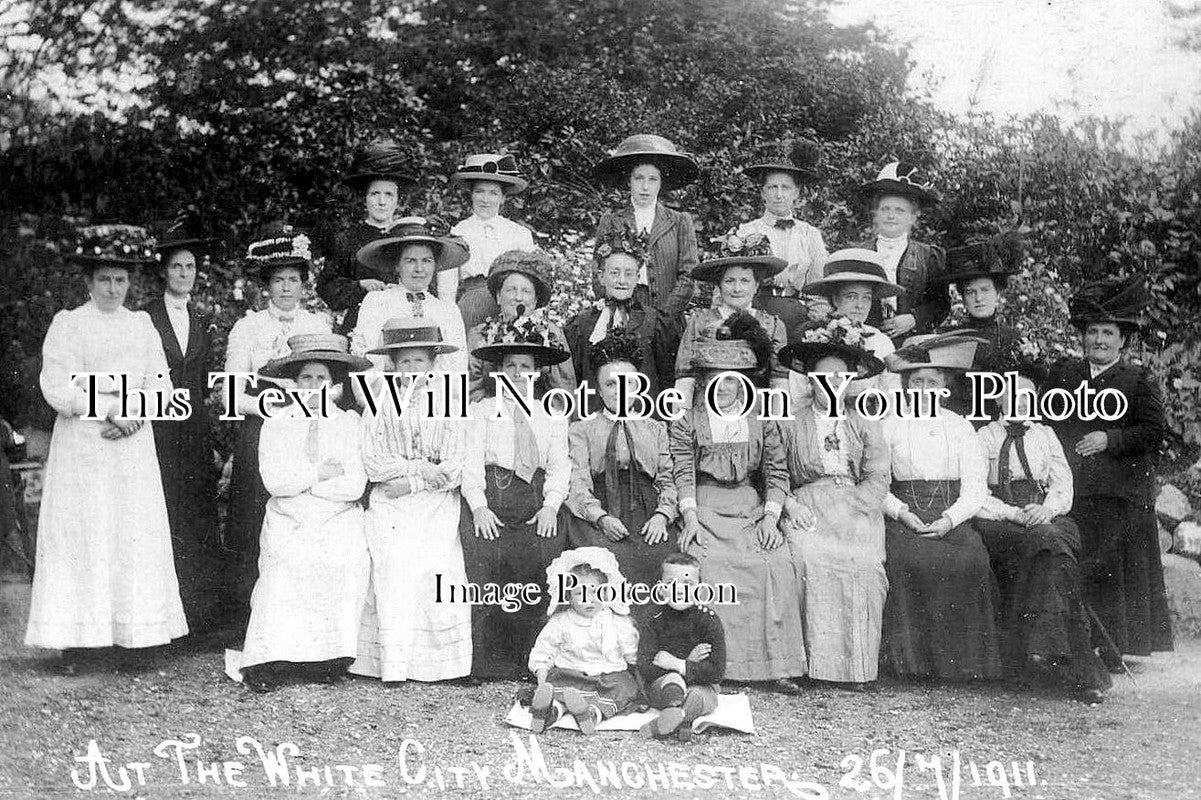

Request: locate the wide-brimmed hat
(69, 224), (159, 269)
(692, 230), (787, 284)
(592, 134), (699, 193)
(485, 249), (553, 307)
(779, 317), (886, 379)
(691, 310), (774, 372)
(743, 138), (821, 184)
(545, 546), (629, 616)
(341, 139), (414, 191)
(367, 317), (460, 356)
(804, 248), (905, 299)
(245, 221), (313, 281)
(152, 212), (217, 258)
(471, 312), (570, 367)
(355, 216), (470, 274)
(259, 333), (372, 380)
(890, 331), (986, 372)
(1068, 274), (1146, 335)
(860, 161), (940, 207)
(452, 153), (529, 194)
(936, 230), (1025, 288)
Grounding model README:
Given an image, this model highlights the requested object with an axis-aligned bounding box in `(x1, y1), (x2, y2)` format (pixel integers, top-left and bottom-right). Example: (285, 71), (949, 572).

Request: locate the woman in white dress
(238, 333), (373, 692)
(25, 225), (187, 672)
(439, 153), (536, 329)
(351, 318), (473, 682)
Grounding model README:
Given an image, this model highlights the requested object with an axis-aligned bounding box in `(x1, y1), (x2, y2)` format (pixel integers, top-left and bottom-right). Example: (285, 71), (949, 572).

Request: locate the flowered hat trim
(71, 224), (159, 265)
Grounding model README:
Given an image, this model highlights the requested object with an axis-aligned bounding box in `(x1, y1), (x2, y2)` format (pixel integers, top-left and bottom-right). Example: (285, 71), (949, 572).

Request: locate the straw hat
(889, 331), (987, 372)
(244, 221), (313, 281)
(69, 224), (159, 269)
(452, 153), (529, 194)
(692, 231), (787, 284)
(592, 134), (699, 193)
(471, 313), (569, 367)
(778, 317), (886, 379)
(355, 216), (470, 274)
(804, 248), (905, 299)
(367, 317), (460, 356)
(258, 333), (372, 380)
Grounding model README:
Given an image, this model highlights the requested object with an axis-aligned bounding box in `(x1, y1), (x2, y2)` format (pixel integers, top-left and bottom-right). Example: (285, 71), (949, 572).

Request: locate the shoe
(767, 678), (803, 696)
(246, 676), (276, 694)
(1076, 688), (1105, 705)
(529, 683), (555, 734)
(562, 688), (596, 734)
(675, 689), (708, 743)
(647, 707), (685, 739)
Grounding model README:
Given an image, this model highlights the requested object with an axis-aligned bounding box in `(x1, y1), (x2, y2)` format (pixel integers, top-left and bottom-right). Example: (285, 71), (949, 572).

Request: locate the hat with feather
(341, 139), (415, 191)
(1068, 274), (1147, 335)
(743, 138), (821, 184)
(937, 230), (1026, 289)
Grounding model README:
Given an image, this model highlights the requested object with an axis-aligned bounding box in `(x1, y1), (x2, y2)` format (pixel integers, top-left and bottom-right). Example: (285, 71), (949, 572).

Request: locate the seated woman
(975, 364), (1111, 703)
(239, 334), (373, 693)
(461, 317), (572, 679)
(879, 333), (1002, 681)
(669, 311), (807, 693)
(563, 225), (678, 402)
(776, 319), (890, 688)
(674, 233), (790, 408)
(466, 250), (576, 403)
(350, 318), (472, 683)
(565, 330), (677, 614)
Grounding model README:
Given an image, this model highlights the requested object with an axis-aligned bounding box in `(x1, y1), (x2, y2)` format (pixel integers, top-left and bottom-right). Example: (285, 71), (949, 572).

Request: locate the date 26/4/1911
(838, 749), (1040, 799)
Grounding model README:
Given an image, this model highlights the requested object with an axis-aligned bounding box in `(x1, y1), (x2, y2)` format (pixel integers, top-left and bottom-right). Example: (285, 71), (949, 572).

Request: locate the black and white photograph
(1, 0), (1199, 797)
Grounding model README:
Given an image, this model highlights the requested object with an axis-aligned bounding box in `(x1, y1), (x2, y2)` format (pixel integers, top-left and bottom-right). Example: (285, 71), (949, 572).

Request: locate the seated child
(637, 552), (727, 741)
(527, 547), (640, 734)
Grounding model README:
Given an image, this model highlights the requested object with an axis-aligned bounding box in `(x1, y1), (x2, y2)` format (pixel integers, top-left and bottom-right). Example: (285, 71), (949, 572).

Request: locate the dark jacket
(594, 203), (698, 319)
(1047, 359), (1164, 503)
(562, 299), (680, 401)
(316, 221), (403, 333)
(637, 604), (727, 686)
(857, 237), (949, 337)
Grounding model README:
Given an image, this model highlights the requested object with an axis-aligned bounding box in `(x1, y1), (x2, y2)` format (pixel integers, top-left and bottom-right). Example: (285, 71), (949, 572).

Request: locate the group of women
(24, 135), (1171, 706)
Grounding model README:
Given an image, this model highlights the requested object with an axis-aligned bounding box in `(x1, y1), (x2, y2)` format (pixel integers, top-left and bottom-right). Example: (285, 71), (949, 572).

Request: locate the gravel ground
(2, 580), (1199, 800)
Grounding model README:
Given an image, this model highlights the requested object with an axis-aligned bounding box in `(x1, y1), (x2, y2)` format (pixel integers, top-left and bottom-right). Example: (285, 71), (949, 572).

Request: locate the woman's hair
(590, 328), (643, 376)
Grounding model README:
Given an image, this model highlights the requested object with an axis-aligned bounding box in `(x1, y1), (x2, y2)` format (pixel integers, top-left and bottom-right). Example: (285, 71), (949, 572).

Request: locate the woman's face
(628, 163), (662, 208)
(961, 277), (999, 320)
(161, 249), (197, 297)
(704, 370), (745, 411)
(1084, 322), (1126, 366)
(598, 253), (640, 301)
(760, 171), (800, 218)
(872, 195), (919, 238)
(296, 361), (334, 408)
(1002, 374), (1036, 419)
(267, 266), (304, 311)
(396, 244), (437, 291)
(498, 273), (538, 318)
(470, 180), (506, 220)
(718, 266), (759, 309)
(391, 347), (437, 375)
(365, 179), (400, 225)
(597, 359), (639, 413)
(809, 354), (852, 406)
(904, 367), (948, 395)
(87, 266), (132, 312)
(501, 352), (541, 385)
(832, 282), (874, 323)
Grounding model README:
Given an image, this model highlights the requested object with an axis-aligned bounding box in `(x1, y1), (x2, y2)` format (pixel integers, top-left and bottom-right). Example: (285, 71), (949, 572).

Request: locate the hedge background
(1, 0), (1198, 478)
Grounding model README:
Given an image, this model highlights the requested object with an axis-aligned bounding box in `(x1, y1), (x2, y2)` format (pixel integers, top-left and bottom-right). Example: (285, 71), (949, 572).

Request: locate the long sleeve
(636, 614), (662, 678)
(651, 423), (679, 522)
(615, 614), (640, 666)
(541, 415), (571, 511)
(674, 313), (699, 381)
(435, 265), (459, 306)
(669, 413), (697, 511)
(547, 323), (577, 399)
(766, 314), (789, 382)
(566, 422), (605, 523)
(39, 311), (95, 417)
(800, 227), (830, 291)
(665, 212), (697, 318)
(911, 244), (950, 333)
(685, 611), (727, 685)
(461, 410), (489, 511)
(434, 420), (466, 491)
(258, 419), (319, 497)
(943, 418), (988, 527)
(1104, 370), (1165, 458)
(310, 412), (369, 502)
(853, 417), (891, 511)
(222, 315), (260, 415)
(759, 420), (789, 511)
(316, 240), (368, 312)
(439, 302), (470, 375)
(527, 614), (565, 674)
(1041, 425), (1074, 517)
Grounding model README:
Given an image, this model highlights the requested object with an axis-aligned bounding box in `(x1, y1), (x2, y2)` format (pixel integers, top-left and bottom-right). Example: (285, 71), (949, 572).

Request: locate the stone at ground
(1156, 483), (1192, 527)
(1172, 520), (1201, 562)
(1163, 552), (1201, 639)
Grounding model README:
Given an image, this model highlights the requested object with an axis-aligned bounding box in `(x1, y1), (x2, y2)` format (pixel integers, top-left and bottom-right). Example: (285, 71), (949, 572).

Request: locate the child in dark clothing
(637, 552), (726, 741)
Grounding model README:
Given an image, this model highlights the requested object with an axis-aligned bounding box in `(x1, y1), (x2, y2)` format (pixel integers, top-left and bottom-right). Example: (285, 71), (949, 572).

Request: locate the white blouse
(736, 215), (829, 293)
(351, 287), (468, 374)
(440, 214), (536, 298)
(258, 405), (368, 507)
(461, 398), (570, 512)
(880, 409), (988, 527)
(976, 420), (1074, 520)
(224, 304), (330, 415)
(874, 234), (908, 314)
(527, 607), (639, 676)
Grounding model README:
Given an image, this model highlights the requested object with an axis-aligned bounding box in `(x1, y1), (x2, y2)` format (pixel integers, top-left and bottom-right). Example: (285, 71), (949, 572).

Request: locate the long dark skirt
(1072, 495), (1173, 657)
(459, 466), (566, 680)
(225, 415), (271, 633)
(976, 515), (1111, 691)
(567, 468), (677, 623)
(881, 480), (1002, 680)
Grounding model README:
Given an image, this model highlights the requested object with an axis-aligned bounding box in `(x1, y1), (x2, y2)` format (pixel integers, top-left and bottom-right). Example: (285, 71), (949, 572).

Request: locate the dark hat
(244, 221), (312, 281)
(342, 139), (415, 191)
(779, 317), (886, 380)
(153, 212), (217, 259)
(471, 313), (570, 367)
(590, 328), (644, 372)
(69, 224), (159, 269)
(937, 230), (1025, 288)
(691, 310), (774, 372)
(452, 153), (529, 194)
(258, 333), (372, 380)
(804, 248), (905, 299)
(592, 134), (699, 193)
(355, 216), (470, 274)
(860, 161), (940, 206)
(1068, 274), (1147, 335)
(692, 231), (787, 284)
(890, 331), (987, 372)
(367, 317), (460, 356)
(594, 222), (650, 266)
(743, 139), (821, 184)
(485, 249), (553, 307)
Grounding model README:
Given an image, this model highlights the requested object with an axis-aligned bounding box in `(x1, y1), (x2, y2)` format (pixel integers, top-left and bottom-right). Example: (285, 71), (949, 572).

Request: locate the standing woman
(669, 312), (807, 693)
(143, 215), (224, 636)
(25, 225), (187, 670)
(317, 139), (413, 333)
(461, 318), (571, 680)
(1048, 275), (1171, 668)
(223, 223), (330, 636)
(879, 334), (1002, 681)
(592, 134), (700, 319)
(856, 162), (949, 343)
(736, 140), (831, 333)
(439, 153), (536, 329)
(238, 334), (373, 692)
(566, 330), (678, 612)
(776, 319), (890, 688)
